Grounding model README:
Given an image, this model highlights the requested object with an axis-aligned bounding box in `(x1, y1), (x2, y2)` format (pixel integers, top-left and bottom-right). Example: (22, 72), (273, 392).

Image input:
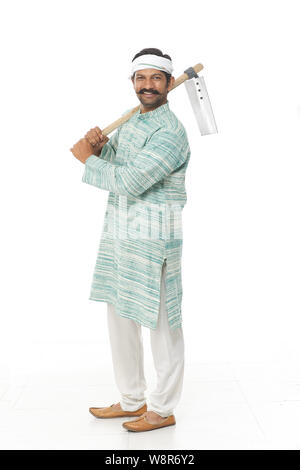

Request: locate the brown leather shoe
(122, 412), (176, 432)
(89, 402), (147, 419)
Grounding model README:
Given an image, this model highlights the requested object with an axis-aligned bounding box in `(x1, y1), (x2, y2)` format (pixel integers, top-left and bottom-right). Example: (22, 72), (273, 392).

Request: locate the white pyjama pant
(106, 259), (185, 418)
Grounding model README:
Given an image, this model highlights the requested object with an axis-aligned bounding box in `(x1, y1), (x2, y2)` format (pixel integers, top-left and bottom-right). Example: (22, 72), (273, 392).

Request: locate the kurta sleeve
(96, 128), (119, 163)
(82, 128), (189, 198)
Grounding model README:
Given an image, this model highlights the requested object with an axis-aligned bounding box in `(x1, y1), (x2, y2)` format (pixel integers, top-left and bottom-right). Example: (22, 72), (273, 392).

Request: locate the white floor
(1, 347), (300, 450)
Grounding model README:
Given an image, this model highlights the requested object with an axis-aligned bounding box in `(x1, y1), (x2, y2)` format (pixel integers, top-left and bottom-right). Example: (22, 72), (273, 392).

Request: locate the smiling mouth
(141, 92), (157, 97)
(140, 90), (159, 94)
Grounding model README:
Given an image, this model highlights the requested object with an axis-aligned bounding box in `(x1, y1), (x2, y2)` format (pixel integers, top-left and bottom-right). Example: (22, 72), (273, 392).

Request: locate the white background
(1, 0), (300, 393)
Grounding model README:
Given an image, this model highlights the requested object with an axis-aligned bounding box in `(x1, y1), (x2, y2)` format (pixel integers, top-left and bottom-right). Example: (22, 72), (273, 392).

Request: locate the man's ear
(167, 76), (175, 92)
(131, 77), (136, 90)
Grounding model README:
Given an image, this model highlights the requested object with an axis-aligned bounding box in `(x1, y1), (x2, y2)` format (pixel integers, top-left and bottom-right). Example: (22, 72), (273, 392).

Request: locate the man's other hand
(85, 127), (109, 156)
(70, 138), (94, 164)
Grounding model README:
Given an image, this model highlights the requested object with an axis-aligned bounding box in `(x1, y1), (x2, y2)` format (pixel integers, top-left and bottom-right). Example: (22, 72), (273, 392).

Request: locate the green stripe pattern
(82, 101), (191, 329)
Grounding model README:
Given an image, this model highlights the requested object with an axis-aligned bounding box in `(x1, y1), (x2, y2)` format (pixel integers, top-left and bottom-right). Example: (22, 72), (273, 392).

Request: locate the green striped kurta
(82, 101), (191, 329)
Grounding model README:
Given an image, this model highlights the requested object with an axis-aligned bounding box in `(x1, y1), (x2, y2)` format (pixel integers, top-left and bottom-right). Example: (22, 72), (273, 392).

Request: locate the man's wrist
(91, 147), (102, 157)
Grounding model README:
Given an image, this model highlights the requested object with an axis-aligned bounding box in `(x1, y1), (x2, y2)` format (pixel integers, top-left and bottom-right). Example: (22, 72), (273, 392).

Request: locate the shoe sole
(89, 409), (146, 419)
(125, 422), (176, 432)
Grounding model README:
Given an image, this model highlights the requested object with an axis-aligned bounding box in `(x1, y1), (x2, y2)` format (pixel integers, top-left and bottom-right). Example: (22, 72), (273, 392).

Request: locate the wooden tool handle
(101, 63), (204, 136)
(170, 63), (203, 90)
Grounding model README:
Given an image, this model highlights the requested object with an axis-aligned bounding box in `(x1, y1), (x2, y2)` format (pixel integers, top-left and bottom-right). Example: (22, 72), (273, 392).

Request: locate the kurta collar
(137, 101), (170, 120)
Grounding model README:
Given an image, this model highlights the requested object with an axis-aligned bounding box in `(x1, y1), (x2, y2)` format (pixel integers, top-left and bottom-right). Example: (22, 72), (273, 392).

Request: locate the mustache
(138, 89), (160, 95)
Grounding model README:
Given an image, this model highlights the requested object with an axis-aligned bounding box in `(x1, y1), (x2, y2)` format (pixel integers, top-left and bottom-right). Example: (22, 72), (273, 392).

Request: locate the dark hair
(131, 48), (172, 85)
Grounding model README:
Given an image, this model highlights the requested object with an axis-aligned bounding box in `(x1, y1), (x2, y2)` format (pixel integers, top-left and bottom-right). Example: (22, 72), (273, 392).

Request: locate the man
(70, 48), (191, 432)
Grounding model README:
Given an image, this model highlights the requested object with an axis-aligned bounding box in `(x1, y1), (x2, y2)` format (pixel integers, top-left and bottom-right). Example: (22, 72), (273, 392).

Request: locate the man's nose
(143, 78), (155, 89)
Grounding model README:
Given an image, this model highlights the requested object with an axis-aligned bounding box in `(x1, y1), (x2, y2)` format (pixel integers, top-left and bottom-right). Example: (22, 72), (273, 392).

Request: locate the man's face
(131, 68), (174, 113)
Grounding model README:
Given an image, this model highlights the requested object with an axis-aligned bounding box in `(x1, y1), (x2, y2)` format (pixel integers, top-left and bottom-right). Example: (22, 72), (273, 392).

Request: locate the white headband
(130, 54), (173, 77)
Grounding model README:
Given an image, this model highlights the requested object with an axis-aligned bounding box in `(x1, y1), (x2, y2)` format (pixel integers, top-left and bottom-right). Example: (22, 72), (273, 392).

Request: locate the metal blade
(184, 75), (218, 136)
